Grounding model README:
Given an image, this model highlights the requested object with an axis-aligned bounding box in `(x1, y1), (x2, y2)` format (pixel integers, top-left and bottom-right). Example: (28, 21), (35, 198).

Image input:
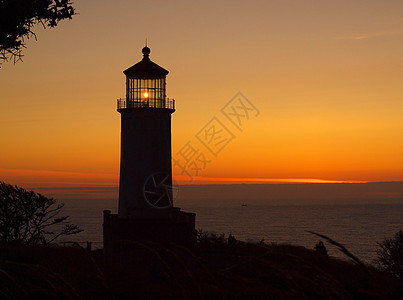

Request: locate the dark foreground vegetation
(1, 235), (402, 299)
(1, 183), (402, 298)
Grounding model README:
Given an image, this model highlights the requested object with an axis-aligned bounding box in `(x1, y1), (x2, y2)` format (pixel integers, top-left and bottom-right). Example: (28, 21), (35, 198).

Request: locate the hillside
(0, 238), (401, 299)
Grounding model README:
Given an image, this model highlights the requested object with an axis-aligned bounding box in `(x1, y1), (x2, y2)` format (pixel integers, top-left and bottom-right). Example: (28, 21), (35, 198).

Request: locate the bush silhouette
(376, 230), (403, 278)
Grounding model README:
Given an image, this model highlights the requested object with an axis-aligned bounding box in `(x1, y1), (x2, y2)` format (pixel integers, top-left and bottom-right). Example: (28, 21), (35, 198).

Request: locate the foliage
(376, 230), (403, 278)
(0, 0), (75, 65)
(0, 181), (82, 244)
(196, 229), (226, 248)
(0, 243), (107, 299)
(0, 237), (402, 298)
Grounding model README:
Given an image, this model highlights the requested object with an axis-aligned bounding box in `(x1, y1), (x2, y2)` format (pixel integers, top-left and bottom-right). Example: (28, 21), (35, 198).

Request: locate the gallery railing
(117, 98), (175, 110)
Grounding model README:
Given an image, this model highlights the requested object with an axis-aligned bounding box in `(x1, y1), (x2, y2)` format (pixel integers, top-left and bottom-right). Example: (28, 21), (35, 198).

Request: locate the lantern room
(117, 46), (174, 110)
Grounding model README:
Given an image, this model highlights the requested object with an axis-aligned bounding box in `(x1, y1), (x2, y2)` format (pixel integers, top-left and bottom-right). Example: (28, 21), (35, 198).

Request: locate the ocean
(60, 197), (402, 264)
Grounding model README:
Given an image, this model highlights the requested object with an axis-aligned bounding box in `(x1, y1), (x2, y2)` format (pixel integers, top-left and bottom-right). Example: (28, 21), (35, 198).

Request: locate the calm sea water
(61, 198), (402, 264)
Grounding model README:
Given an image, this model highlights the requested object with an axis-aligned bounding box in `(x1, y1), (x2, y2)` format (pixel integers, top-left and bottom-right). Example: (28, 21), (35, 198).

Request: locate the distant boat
(241, 203), (247, 207)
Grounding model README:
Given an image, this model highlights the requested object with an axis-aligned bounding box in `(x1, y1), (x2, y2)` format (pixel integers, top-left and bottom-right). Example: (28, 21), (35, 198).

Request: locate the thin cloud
(174, 175), (367, 185)
(0, 168), (118, 188)
(352, 35), (367, 40)
(335, 29), (403, 40)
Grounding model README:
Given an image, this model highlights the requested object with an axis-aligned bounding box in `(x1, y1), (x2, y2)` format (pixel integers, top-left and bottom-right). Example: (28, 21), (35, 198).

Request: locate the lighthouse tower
(118, 46), (174, 218)
(103, 47), (195, 255)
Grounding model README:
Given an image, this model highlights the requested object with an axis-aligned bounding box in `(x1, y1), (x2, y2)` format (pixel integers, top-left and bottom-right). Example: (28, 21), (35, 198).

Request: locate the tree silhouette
(0, 181), (82, 244)
(376, 230), (403, 278)
(0, 0), (75, 66)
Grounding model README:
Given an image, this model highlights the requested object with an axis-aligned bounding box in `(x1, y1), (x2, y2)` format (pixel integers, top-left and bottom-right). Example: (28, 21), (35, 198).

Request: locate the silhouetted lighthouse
(103, 47), (195, 259)
(118, 46), (174, 218)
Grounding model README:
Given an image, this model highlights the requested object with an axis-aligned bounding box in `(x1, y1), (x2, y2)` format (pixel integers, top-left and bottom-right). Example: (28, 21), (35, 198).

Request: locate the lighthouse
(103, 47), (196, 256)
(118, 46), (175, 218)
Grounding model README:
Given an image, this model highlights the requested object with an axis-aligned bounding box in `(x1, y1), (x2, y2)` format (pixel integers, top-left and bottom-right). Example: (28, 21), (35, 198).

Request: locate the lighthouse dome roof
(123, 47), (169, 79)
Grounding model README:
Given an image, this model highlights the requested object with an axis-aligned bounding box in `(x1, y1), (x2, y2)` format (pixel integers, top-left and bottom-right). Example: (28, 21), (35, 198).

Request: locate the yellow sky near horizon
(1, 0), (403, 188)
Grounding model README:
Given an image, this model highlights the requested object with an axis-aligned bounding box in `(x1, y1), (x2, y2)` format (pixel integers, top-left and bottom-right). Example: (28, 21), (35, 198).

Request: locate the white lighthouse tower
(103, 47), (196, 256)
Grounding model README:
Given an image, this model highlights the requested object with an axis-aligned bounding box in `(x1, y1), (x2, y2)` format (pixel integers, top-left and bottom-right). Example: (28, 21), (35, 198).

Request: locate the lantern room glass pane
(126, 77), (166, 108)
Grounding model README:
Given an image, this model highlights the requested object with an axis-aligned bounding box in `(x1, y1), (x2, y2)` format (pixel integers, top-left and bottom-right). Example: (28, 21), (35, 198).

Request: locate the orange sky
(1, 0), (402, 189)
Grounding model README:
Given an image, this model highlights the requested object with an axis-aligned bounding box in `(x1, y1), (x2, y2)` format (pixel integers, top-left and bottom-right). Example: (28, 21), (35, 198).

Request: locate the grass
(0, 233), (402, 299)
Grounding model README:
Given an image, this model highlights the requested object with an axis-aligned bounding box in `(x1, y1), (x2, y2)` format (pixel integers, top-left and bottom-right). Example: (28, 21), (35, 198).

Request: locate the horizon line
(2, 168), (402, 188)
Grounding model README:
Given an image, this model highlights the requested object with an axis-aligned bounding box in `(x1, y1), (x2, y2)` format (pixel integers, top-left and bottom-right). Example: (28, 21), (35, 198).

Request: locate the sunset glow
(0, 168), (369, 190)
(1, 1), (402, 191)
(174, 176), (368, 185)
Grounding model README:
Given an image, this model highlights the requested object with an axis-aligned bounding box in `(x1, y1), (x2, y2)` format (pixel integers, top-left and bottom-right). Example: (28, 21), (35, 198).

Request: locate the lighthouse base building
(103, 47), (196, 263)
(103, 209), (196, 260)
